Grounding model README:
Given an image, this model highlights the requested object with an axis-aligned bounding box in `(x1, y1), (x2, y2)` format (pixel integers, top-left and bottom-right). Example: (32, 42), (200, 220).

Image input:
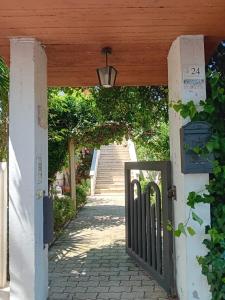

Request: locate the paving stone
(130, 275), (150, 281)
(110, 275), (130, 281)
(50, 286), (65, 293)
(98, 292), (121, 299)
(65, 286), (86, 293)
(50, 292), (69, 299)
(132, 286), (154, 293)
(109, 286), (131, 292)
(99, 281), (120, 287)
(89, 275), (109, 281)
(75, 292), (98, 299)
(119, 271), (139, 276)
(120, 281), (142, 287)
(87, 286), (110, 293)
(142, 280), (156, 286)
(77, 281), (99, 287)
(121, 291), (144, 299)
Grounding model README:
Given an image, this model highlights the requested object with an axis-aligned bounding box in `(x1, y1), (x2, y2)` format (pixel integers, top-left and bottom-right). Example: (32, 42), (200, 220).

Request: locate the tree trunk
(68, 138), (76, 209)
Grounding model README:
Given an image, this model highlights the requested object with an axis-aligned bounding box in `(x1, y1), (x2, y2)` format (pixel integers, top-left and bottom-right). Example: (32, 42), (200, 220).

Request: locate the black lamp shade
(96, 66), (117, 88)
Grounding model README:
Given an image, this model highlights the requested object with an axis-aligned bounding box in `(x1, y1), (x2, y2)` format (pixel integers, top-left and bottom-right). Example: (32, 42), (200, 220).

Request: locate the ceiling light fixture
(96, 47), (118, 88)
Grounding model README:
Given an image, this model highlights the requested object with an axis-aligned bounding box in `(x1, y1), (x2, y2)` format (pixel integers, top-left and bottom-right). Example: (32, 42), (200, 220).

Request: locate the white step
(98, 168), (124, 172)
(100, 150), (129, 153)
(100, 157), (129, 160)
(97, 174), (124, 178)
(97, 170), (124, 174)
(96, 178), (124, 182)
(95, 189), (125, 194)
(98, 160), (128, 164)
(96, 180), (125, 184)
(96, 183), (124, 189)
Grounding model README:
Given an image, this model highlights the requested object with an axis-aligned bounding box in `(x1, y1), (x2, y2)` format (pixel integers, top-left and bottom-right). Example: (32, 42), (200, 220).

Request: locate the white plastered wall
(168, 35), (211, 300)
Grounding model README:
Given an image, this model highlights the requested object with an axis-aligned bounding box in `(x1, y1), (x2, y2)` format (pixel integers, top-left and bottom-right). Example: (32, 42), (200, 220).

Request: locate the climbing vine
(0, 57), (9, 161)
(170, 71), (225, 300)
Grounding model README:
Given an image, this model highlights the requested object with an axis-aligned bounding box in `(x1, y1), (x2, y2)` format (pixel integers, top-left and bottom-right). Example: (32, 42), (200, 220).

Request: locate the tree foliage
(0, 57), (9, 161)
(91, 86), (169, 160)
(48, 88), (127, 181)
(48, 86), (169, 181)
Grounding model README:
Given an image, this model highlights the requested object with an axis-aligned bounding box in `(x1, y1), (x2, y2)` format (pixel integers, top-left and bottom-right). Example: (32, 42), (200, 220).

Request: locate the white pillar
(0, 162), (7, 288)
(9, 38), (48, 300)
(168, 35), (211, 300)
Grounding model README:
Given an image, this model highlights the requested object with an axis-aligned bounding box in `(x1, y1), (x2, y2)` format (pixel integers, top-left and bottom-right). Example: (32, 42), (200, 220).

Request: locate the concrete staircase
(95, 143), (131, 196)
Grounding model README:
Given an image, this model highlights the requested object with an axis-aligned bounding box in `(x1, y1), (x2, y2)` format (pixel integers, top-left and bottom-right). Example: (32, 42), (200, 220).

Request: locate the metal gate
(125, 161), (175, 295)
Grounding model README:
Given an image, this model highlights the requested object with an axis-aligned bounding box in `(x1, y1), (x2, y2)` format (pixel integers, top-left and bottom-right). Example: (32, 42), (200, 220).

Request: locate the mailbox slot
(180, 121), (213, 174)
(43, 195), (54, 245)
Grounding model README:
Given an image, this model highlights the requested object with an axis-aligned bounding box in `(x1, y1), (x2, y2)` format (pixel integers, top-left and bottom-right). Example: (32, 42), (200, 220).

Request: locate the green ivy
(172, 71), (225, 300)
(0, 57), (9, 161)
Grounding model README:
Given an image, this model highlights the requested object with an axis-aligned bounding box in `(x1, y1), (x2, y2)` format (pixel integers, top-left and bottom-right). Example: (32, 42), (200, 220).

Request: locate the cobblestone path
(48, 196), (169, 300)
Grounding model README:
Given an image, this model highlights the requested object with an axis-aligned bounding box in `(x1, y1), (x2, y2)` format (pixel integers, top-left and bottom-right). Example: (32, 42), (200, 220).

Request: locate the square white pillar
(9, 38), (48, 300)
(168, 35), (211, 300)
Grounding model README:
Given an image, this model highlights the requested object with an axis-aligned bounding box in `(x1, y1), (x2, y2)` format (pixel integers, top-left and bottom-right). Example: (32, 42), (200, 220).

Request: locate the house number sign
(183, 64), (201, 78)
(183, 64), (205, 91)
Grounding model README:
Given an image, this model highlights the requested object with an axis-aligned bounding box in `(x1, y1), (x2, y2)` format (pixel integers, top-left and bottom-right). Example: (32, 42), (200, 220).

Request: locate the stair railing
(89, 149), (101, 196)
(127, 139), (140, 179)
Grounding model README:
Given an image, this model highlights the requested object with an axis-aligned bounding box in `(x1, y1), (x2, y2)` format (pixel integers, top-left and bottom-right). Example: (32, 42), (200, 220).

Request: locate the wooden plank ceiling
(0, 0), (225, 86)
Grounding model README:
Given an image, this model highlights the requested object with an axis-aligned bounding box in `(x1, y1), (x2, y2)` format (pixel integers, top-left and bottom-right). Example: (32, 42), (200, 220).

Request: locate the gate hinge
(168, 185), (177, 200)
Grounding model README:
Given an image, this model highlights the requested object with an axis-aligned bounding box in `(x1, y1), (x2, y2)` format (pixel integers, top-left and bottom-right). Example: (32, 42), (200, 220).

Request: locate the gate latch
(168, 185), (177, 200)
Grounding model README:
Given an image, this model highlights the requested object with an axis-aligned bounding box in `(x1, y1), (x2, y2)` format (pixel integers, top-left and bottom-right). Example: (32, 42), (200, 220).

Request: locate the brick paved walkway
(48, 196), (169, 300)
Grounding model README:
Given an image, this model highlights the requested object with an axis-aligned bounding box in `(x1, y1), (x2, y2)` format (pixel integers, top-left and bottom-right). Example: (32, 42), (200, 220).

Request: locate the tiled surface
(48, 196), (168, 300)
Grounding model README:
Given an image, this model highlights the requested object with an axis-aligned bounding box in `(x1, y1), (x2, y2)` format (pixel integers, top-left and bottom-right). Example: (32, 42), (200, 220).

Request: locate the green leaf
(178, 223), (187, 236)
(166, 221), (173, 232)
(187, 226), (196, 236)
(192, 212), (203, 226)
(206, 141), (214, 153)
(174, 229), (182, 237)
(187, 192), (198, 209)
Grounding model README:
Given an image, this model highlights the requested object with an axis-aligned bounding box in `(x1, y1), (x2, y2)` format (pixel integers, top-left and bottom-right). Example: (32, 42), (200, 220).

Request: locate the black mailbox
(43, 195), (54, 245)
(180, 121), (213, 174)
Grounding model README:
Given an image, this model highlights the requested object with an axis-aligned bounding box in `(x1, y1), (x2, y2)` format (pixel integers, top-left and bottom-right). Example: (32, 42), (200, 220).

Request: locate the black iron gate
(125, 161), (175, 295)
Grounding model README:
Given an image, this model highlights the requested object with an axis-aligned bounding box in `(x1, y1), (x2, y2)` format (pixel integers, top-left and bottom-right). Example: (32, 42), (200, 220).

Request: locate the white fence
(0, 162), (7, 289)
(89, 150), (100, 196)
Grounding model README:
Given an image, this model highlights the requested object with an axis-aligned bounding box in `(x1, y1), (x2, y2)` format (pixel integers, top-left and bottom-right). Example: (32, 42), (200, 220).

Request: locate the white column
(9, 38), (48, 300)
(0, 162), (7, 288)
(168, 35), (211, 300)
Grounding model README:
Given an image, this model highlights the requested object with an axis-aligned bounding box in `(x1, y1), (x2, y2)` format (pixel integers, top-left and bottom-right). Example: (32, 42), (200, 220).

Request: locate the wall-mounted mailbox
(180, 121), (213, 174)
(43, 195), (54, 245)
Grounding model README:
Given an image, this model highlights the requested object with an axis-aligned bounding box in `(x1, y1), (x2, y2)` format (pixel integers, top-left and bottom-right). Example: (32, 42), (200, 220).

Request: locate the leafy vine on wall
(170, 71), (225, 300)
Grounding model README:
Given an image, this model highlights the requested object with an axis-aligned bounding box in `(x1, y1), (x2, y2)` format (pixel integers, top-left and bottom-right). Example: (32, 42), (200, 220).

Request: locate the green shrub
(53, 179), (90, 235)
(76, 179), (90, 208)
(53, 196), (75, 234)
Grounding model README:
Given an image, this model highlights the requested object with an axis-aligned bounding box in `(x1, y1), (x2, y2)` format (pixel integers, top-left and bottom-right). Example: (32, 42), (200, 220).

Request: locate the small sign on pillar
(180, 121), (213, 174)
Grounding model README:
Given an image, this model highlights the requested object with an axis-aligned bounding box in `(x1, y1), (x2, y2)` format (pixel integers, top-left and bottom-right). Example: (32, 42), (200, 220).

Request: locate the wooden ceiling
(0, 0), (225, 86)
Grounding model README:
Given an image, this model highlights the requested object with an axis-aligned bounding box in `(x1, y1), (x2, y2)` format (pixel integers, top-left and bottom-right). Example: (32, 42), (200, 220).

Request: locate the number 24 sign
(183, 65), (202, 78)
